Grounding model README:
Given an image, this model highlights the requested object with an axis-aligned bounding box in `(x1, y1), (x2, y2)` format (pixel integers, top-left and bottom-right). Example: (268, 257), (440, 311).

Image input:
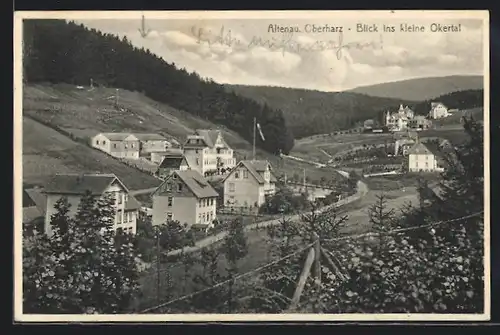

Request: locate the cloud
(78, 19), (485, 91)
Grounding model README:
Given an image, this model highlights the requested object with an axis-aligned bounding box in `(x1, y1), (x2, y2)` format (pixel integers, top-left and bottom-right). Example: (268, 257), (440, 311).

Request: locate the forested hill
(22, 19), (294, 155)
(348, 75), (484, 101)
(412, 89), (484, 116)
(226, 84), (414, 138)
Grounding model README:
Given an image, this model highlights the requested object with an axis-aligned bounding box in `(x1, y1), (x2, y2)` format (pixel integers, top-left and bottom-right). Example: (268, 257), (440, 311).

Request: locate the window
(199, 200), (202, 208)
(167, 196), (173, 206)
(172, 174), (177, 180)
(166, 183), (172, 191)
(202, 213), (206, 222)
(117, 193), (123, 204)
(118, 210), (124, 223)
(166, 212), (173, 221)
(124, 144), (128, 149)
(124, 194), (128, 202)
(229, 183), (235, 192)
(113, 143), (117, 148)
(235, 171), (240, 179)
(103, 140), (106, 145)
(198, 213), (201, 222)
(177, 183), (183, 192)
(196, 150), (199, 154)
(210, 212), (213, 221)
(210, 198), (214, 206)
(96, 140), (100, 145)
(243, 170), (248, 179)
(131, 143), (135, 148)
(196, 158), (200, 165)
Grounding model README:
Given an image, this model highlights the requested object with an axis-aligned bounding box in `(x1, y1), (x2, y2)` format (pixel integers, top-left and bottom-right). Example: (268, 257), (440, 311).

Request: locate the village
(22, 100), (455, 240)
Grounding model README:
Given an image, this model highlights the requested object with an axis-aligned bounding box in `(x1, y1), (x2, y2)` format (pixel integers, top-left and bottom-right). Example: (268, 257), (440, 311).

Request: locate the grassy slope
(23, 83), (344, 189)
(348, 75), (484, 101)
(22, 116), (161, 190)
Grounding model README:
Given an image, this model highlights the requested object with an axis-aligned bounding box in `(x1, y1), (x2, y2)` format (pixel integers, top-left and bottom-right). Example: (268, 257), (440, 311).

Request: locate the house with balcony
(42, 173), (141, 236)
(152, 170), (218, 228)
(222, 160), (277, 209)
(182, 129), (237, 177)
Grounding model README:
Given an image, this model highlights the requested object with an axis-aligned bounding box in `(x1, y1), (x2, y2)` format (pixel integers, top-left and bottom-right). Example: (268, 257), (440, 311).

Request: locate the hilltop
(348, 75), (483, 101)
(23, 19), (294, 155)
(225, 84), (413, 139)
(23, 83), (345, 189)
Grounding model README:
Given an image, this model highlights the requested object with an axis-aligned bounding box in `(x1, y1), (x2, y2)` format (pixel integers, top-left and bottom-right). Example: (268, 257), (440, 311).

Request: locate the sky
(77, 17), (485, 92)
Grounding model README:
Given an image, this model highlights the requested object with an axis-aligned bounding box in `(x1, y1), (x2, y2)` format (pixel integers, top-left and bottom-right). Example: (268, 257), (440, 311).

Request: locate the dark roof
(43, 173), (128, 195)
(23, 206), (43, 223)
(407, 142), (433, 156)
(223, 160), (276, 185)
(25, 188), (47, 214)
(125, 195), (141, 211)
(154, 170), (218, 199)
(194, 129), (221, 148)
(23, 189), (36, 208)
(158, 155), (185, 169)
(184, 135), (210, 148)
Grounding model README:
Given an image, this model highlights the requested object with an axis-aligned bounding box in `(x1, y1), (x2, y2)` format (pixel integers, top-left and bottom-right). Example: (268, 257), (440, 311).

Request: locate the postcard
(14, 10), (490, 322)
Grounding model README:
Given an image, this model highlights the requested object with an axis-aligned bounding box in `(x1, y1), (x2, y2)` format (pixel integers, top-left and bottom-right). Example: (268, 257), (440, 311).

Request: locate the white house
(91, 132), (171, 159)
(429, 102), (449, 119)
(182, 129), (237, 177)
(91, 133), (141, 159)
(407, 142), (438, 172)
(151, 170), (218, 228)
(43, 173), (141, 236)
(222, 160), (277, 209)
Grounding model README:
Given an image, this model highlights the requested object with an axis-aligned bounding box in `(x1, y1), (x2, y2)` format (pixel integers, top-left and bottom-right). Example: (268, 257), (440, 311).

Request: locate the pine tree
(368, 193), (395, 248)
(22, 191), (140, 314)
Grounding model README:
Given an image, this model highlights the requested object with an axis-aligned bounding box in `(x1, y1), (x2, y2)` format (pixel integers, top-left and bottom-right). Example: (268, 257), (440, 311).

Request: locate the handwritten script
(190, 25), (383, 60)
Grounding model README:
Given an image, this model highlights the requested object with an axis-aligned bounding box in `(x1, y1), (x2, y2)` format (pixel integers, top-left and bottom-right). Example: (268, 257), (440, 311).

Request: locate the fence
(138, 210), (483, 313)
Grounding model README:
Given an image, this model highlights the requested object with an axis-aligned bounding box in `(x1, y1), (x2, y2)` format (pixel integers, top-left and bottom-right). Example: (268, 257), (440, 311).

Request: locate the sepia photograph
(14, 10), (489, 322)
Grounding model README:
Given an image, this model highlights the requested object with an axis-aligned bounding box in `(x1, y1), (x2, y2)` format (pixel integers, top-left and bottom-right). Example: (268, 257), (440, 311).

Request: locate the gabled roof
(96, 133), (132, 141)
(133, 133), (168, 141)
(43, 173), (129, 196)
(407, 142), (433, 156)
(125, 195), (141, 211)
(153, 170), (218, 199)
(23, 206), (43, 223)
(194, 129), (221, 148)
(184, 135), (210, 148)
(158, 155), (185, 169)
(431, 102), (446, 109)
(223, 160), (276, 185)
(25, 188), (47, 214)
(23, 189), (36, 208)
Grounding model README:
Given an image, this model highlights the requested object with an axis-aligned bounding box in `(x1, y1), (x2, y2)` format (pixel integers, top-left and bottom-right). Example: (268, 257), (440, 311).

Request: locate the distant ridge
(348, 75), (483, 101)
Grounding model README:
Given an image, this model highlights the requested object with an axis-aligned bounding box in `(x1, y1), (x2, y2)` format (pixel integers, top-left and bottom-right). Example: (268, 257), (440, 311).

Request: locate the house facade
(134, 133), (171, 154)
(222, 160), (277, 209)
(91, 133), (140, 159)
(155, 154), (191, 180)
(152, 170), (218, 228)
(91, 132), (171, 159)
(151, 148), (184, 165)
(182, 129), (237, 176)
(429, 102), (449, 119)
(43, 173), (140, 236)
(407, 142), (438, 172)
(408, 115), (432, 130)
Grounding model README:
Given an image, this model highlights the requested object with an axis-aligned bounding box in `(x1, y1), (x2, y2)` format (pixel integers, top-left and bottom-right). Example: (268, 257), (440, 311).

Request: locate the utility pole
(303, 168), (306, 188)
(155, 226), (161, 304)
(252, 117), (256, 161)
(114, 88), (119, 108)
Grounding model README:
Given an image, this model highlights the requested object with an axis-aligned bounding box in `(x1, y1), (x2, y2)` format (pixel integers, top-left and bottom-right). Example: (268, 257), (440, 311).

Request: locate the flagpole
(252, 117), (256, 162)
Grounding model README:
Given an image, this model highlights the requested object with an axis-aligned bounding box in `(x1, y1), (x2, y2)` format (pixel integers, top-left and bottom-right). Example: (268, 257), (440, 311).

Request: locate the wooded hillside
(23, 19), (295, 155)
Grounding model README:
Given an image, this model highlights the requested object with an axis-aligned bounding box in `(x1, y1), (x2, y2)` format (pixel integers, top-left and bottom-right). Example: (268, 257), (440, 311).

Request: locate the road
(166, 175), (369, 257)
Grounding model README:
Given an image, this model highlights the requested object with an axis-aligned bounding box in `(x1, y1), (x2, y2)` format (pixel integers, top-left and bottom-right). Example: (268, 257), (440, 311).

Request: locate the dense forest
(22, 19), (295, 155)
(411, 89), (484, 116)
(225, 84), (414, 138)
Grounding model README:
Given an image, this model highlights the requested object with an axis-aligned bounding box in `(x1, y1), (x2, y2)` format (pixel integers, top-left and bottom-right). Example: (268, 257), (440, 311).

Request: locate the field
(22, 83), (344, 190)
(22, 117), (161, 190)
(363, 173), (442, 192)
